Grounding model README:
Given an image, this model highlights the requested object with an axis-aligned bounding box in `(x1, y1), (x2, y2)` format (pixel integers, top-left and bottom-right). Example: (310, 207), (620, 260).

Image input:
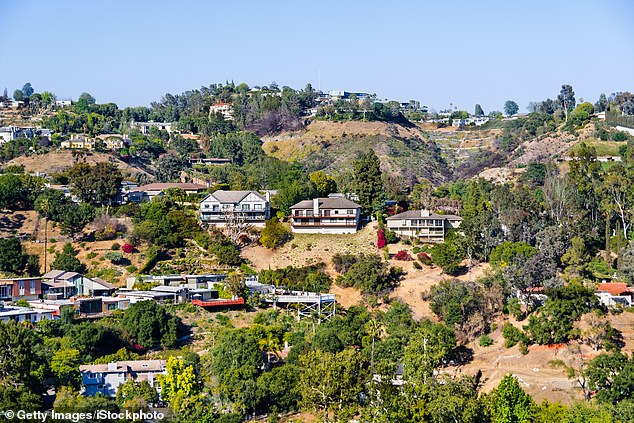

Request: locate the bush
(394, 250), (413, 261)
(86, 252), (97, 260)
(103, 251), (123, 264)
(418, 252), (432, 266)
(126, 265), (138, 273)
(502, 322), (524, 348)
(111, 242), (121, 251)
(385, 229), (399, 244)
(260, 218), (292, 249)
(377, 229), (386, 249)
(413, 261), (422, 270)
(612, 130), (628, 141)
(121, 243), (134, 254)
(332, 253), (358, 274)
(479, 335), (494, 347)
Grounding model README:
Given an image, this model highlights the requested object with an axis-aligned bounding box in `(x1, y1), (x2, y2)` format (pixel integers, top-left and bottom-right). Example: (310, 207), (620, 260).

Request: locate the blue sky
(0, 0), (632, 113)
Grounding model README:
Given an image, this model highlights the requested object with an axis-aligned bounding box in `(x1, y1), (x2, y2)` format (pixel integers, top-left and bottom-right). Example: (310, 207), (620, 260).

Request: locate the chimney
(421, 210), (430, 217)
(313, 198), (319, 216)
(265, 191), (270, 202)
(107, 362), (117, 371)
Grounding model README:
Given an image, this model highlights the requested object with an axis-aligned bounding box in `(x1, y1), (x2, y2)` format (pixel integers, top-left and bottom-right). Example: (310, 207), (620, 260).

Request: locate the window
(19, 282), (25, 296)
(204, 204), (209, 208)
(435, 220), (443, 226)
(323, 210), (330, 216)
(334, 210), (339, 215)
(242, 204), (250, 211)
(306, 210), (313, 216)
(212, 205), (219, 211)
(402, 220), (407, 226)
(255, 204), (262, 210)
(347, 209), (354, 214)
(30, 280), (36, 293)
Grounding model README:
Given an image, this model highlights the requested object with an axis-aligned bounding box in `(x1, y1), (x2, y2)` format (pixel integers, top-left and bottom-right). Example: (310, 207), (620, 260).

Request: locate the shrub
(49, 238), (57, 243)
(612, 130), (628, 141)
(418, 252), (432, 266)
(126, 265), (138, 273)
(479, 335), (494, 347)
(385, 229), (399, 244)
(377, 229), (386, 249)
(260, 218), (292, 249)
(394, 250), (413, 261)
(121, 243), (135, 254)
(86, 252), (97, 260)
(332, 253), (358, 274)
(413, 261), (422, 270)
(502, 322), (524, 348)
(104, 251), (123, 264)
(111, 242), (121, 251)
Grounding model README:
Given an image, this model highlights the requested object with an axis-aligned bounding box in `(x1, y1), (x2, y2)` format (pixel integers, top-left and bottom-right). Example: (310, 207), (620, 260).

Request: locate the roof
(80, 360), (166, 373)
(290, 197), (361, 210)
(597, 282), (632, 296)
(41, 279), (74, 288)
(42, 270), (80, 281)
(91, 278), (115, 290)
(151, 285), (188, 293)
(387, 210), (462, 220)
(130, 183), (206, 192)
(208, 190), (266, 204)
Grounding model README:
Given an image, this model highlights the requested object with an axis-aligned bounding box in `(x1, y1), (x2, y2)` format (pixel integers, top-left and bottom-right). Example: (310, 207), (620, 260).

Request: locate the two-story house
(386, 210), (461, 243)
(80, 360), (166, 398)
(290, 197), (362, 234)
(0, 277), (42, 301)
(199, 190), (270, 228)
(42, 270), (116, 298)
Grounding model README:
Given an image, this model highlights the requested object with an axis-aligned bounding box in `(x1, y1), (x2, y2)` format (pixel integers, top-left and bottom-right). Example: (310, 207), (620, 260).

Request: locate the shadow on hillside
(0, 212), (26, 233)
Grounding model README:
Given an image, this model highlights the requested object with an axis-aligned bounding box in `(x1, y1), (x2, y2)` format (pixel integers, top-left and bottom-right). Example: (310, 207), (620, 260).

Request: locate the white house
(80, 360), (166, 398)
(386, 210), (461, 243)
(199, 190), (270, 228)
(0, 302), (54, 323)
(290, 197), (361, 234)
(209, 103), (234, 121)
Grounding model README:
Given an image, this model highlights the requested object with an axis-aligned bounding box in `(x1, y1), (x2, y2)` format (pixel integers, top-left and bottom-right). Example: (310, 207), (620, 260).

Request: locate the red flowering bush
(394, 250), (413, 261)
(377, 229), (387, 249)
(122, 243), (135, 254)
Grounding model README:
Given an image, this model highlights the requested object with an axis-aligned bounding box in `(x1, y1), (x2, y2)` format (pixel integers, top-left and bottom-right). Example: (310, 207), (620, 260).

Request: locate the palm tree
(39, 198), (52, 273)
(365, 319), (384, 375)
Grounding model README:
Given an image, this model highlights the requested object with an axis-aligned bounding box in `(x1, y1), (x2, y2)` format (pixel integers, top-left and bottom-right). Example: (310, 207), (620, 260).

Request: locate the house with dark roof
(128, 182), (206, 202)
(42, 270), (116, 298)
(290, 197), (362, 234)
(199, 190), (270, 227)
(386, 210), (462, 243)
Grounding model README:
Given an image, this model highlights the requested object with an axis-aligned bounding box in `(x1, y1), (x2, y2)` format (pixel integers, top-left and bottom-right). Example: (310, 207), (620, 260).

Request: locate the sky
(0, 0), (632, 113)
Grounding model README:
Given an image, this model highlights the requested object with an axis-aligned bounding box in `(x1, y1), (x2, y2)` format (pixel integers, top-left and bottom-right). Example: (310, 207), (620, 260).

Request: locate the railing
(192, 298), (245, 307)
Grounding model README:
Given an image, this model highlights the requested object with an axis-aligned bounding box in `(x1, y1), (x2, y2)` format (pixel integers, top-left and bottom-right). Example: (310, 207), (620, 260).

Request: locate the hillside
(7, 150), (152, 179)
(262, 120), (450, 185)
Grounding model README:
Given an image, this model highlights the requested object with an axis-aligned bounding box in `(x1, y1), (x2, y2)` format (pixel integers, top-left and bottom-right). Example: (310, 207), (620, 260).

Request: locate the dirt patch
(7, 150), (151, 179)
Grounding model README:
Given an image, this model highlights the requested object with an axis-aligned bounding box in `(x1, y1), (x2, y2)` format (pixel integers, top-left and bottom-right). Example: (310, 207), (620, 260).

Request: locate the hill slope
(262, 120), (450, 185)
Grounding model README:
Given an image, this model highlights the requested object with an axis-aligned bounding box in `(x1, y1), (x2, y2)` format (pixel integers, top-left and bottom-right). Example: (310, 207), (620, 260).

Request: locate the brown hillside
(7, 150), (152, 178)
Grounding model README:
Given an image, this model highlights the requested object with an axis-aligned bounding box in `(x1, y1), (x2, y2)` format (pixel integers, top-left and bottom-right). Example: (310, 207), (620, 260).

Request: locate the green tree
(116, 379), (158, 409)
(490, 242), (536, 267)
(309, 171), (338, 197)
(586, 352), (634, 404)
(475, 104), (485, 117)
(52, 243), (85, 273)
(158, 356), (199, 410)
(504, 100), (519, 116)
(0, 321), (44, 391)
(403, 319), (456, 387)
(353, 149), (385, 212)
(487, 374), (535, 423)
(67, 162), (123, 207)
(120, 300), (179, 348)
(558, 84), (576, 122)
(0, 237), (29, 274)
(21, 82), (34, 98)
(156, 152), (186, 182)
(259, 218), (292, 249)
(51, 348), (82, 388)
(431, 233), (465, 275)
(298, 348), (366, 415)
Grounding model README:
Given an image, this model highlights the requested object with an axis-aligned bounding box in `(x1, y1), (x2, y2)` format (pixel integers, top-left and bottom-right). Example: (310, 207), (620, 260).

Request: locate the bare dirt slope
(7, 150), (151, 178)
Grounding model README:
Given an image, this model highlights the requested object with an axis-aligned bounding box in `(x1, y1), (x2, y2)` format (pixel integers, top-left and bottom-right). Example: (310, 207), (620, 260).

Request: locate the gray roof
(151, 285), (188, 293)
(209, 190), (266, 204)
(91, 278), (115, 290)
(387, 210), (462, 220)
(290, 197), (361, 210)
(42, 270), (80, 280)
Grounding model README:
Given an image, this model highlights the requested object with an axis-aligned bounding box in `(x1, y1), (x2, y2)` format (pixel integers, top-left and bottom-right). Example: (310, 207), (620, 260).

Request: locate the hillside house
(80, 360), (166, 398)
(42, 270), (115, 298)
(128, 182), (206, 203)
(290, 197), (362, 234)
(209, 103), (234, 121)
(0, 302), (54, 323)
(199, 190), (270, 227)
(386, 210), (461, 243)
(596, 282), (633, 308)
(61, 137), (94, 150)
(130, 121), (173, 135)
(0, 277), (42, 301)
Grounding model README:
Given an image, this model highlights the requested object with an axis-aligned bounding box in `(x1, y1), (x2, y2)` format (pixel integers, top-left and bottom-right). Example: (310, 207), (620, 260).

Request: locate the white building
(209, 103), (234, 121)
(199, 190), (270, 228)
(290, 197), (361, 234)
(386, 210), (461, 243)
(0, 302), (54, 323)
(80, 360), (166, 398)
